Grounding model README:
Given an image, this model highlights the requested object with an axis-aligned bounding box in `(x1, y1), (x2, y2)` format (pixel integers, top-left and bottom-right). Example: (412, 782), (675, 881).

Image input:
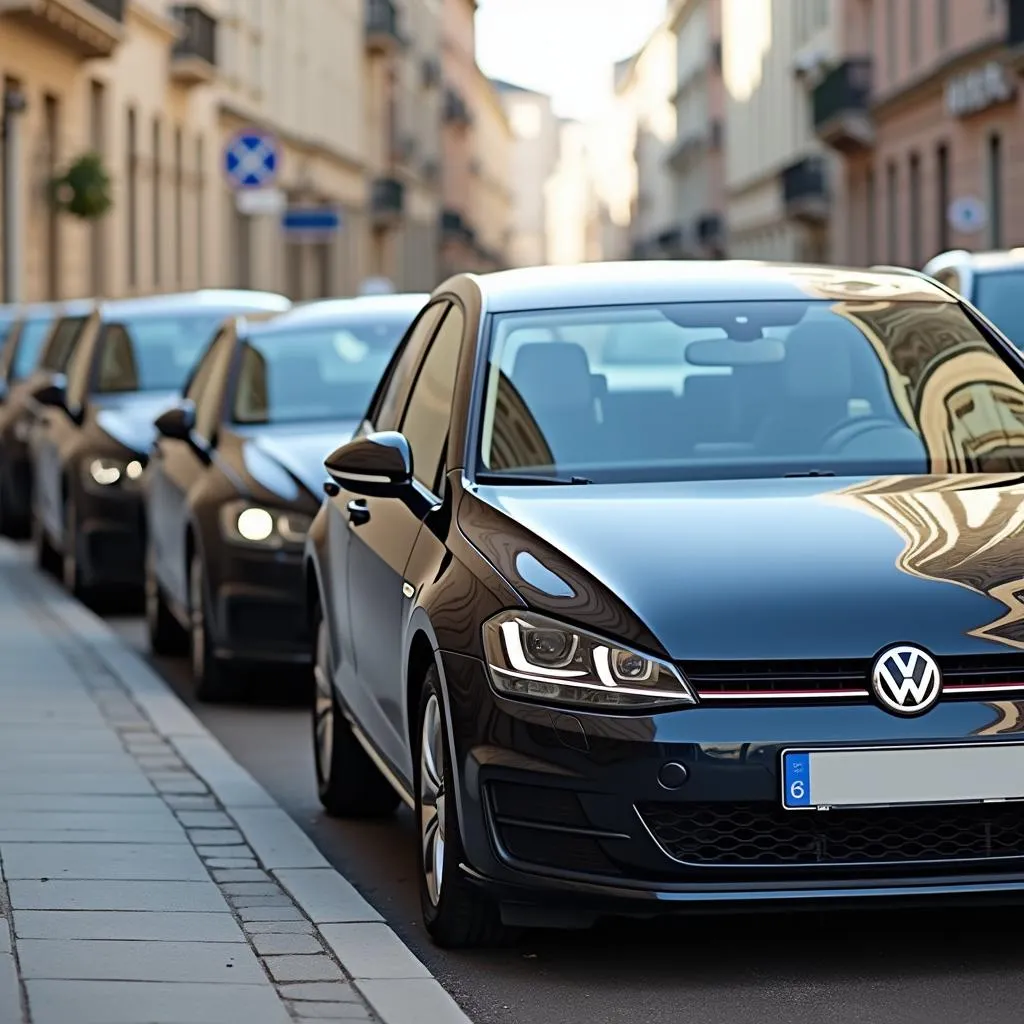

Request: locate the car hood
(238, 420), (359, 502)
(94, 390), (180, 455)
(469, 474), (1024, 661)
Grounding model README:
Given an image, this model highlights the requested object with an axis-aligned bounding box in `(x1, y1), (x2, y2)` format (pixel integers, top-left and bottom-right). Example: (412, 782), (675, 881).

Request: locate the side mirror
(154, 401), (196, 442)
(33, 375), (67, 409)
(324, 430), (419, 495)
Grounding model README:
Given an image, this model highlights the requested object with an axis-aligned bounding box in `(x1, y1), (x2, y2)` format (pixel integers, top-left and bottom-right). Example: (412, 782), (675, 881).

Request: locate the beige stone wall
(467, 67), (511, 267)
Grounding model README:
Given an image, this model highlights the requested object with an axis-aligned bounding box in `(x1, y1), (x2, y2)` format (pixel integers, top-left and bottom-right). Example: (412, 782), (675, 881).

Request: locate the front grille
(638, 801), (1024, 869)
(686, 653), (1024, 703)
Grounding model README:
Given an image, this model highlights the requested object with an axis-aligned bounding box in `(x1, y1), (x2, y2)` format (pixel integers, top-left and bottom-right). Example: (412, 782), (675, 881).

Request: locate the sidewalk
(0, 540), (469, 1024)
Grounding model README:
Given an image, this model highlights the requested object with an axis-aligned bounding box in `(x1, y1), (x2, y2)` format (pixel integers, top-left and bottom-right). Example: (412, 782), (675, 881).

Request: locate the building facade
(544, 119), (601, 265)
(493, 80), (559, 268)
(665, 0), (726, 258)
(817, 0), (1024, 268)
(722, 0), (835, 262)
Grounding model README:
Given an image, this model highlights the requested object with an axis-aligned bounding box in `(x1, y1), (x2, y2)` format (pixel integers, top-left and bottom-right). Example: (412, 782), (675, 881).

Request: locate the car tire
(312, 612), (401, 818)
(31, 510), (61, 577)
(416, 665), (513, 949)
(145, 544), (188, 656)
(189, 552), (237, 702)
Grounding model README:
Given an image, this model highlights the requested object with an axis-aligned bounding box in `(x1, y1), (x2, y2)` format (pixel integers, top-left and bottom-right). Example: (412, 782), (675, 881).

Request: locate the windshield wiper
(783, 469), (836, 478)
(474, 472), (593, 486)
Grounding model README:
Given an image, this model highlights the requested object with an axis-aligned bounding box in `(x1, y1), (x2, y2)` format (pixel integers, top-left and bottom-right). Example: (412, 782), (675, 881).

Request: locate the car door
(149, 325), (235, 608)
(345, 303), (466, 772)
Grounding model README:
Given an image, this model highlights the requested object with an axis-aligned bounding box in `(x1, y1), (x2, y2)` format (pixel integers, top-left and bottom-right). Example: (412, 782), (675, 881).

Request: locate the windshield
(11, 316), (54, 379)
(974, 270), (1024, 347)
(98, 312), (227, 393)
(478, 298), (1024, 483)
(232, 313), (412, 424)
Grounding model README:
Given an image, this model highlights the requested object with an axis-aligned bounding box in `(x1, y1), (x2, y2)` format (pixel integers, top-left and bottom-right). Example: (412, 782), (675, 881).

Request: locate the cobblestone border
(6, 545), (471, 1024)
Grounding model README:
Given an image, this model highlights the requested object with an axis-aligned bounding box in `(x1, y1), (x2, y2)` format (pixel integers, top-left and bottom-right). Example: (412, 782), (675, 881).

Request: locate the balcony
(0, 0), (125, 58)
(371, 177), (405, 225)
(1009, 0), (1024, 70)
(443, 88), (472, 127)
(365, 0), (400, 54)
(781, 155), (829, 223)
(171, 5), (217, 86)
(441, 209), (475, 245)
(812, 58), (873, 153)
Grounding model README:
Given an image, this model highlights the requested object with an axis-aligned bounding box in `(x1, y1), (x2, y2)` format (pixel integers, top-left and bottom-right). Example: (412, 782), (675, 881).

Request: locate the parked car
(143, 292), (427, 700)
(0, 300), (93, 536)
(0, 305), (16, 345)
(922, 249), (1024, 347)
(306, 259), (1024, 948)
(27, 289), (291, 601)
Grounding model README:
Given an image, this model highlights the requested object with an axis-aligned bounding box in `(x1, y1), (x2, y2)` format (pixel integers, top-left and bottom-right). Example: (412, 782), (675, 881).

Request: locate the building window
(866, 167), (876, 265)
(988, 132), (1003, 248)
(909, 0), (920, 67)
(127, 107), (138, 289)
(886, 0), (897, 84)
(909, 152), (921, 267)
(936, 142), (949, 253)
(196, 136), (205, 285)
(44, 95), (60, 300)
(152, 117), (161, 286)
(174, 128), (183, 287)
(886, 161), (899, 263)
(936, 0), (949, 48)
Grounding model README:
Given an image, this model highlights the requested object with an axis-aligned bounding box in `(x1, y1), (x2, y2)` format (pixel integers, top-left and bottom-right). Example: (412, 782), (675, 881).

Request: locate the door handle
(346, 499), (370, 525)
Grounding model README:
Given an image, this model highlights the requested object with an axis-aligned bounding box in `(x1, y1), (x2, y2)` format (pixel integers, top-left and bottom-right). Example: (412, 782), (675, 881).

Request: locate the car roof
(448, 261), (954, 314)
(96, 289), (291, 320)
(923, 249), (1024, 275)
(247, 293), (429, 331)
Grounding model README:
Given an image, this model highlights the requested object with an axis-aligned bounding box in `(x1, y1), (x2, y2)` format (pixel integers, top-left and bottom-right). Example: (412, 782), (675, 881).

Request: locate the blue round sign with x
(224, 130), (280, 189)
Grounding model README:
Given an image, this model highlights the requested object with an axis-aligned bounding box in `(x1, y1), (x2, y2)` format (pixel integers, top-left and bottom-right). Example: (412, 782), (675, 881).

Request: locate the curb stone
(4, 542), (471, 1024)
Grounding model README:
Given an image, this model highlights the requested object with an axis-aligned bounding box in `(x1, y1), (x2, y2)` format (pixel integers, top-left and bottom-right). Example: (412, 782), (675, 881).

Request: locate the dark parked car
(143, 293), (427, 700)
(0, 300), (92, 536)
(306, 259), (1024, 948)
(28, 290), (290, 601)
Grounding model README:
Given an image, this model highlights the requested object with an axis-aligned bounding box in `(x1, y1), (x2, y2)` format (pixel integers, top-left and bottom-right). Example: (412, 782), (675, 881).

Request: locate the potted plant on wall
(50, 151), (113, 220)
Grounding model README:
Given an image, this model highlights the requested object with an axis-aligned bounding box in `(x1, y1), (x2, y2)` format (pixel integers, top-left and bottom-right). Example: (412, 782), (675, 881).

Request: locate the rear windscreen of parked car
(973, 270), (1024, 348)
(478, 297), (1024, 481)
(231, 315), (411, 424)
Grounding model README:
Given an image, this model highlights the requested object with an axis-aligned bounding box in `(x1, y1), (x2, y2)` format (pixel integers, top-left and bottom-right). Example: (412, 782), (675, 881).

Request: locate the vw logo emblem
(870, 644), (943, 716)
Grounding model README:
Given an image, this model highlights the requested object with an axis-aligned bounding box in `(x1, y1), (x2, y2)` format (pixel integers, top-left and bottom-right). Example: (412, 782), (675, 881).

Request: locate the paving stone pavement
(0, 544), (470, 1024)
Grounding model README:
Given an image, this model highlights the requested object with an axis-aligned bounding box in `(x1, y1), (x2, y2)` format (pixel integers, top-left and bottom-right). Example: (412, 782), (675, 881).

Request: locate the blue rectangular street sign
(282, 207), (342, 236)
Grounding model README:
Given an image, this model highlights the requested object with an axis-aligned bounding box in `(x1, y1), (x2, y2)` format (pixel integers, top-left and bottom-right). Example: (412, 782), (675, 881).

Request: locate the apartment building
(468, 68), (512, 271)
(494, 80), (559, 268)
(545, 120), (602, 266)
(816, 0), (1024, 268)
(722, 0), (836, 262)
(0, 0), (223, 302)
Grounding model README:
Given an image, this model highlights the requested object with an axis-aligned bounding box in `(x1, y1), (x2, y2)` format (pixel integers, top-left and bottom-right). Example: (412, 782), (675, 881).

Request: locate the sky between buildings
(475, 0), (668, 121)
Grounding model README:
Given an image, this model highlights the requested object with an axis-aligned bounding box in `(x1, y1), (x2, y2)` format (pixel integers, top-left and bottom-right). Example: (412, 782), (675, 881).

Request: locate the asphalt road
(96, 605), (1024, 1024)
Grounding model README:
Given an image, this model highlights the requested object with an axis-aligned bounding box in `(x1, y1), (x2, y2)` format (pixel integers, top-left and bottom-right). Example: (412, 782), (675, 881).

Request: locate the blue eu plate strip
(783, 752), (811, 807)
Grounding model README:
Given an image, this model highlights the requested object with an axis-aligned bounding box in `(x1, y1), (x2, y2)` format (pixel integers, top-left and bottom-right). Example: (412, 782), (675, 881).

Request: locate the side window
(96, 324), (139, 393)
(41, 316), (87, 371)
(194, 332), (236, 441)
(371, 302), (449, 431)
(63, 332), (95, 411)
(232, 344), (268, 423)
(399, 306), (465, 491)
(185, 329), (226, 406)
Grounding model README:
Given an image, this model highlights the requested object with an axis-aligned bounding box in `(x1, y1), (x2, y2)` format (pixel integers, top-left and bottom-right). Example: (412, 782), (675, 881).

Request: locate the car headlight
(83, 456), (145, 489)
(219, 499), (312, 548)
(482, 610), (696, 711)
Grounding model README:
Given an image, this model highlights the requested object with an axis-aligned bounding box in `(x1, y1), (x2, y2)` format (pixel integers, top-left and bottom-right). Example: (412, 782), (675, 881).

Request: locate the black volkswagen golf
(143, 293), (427, 700)
(28, 290), (290, 600)
(306, 260), (1024, 947)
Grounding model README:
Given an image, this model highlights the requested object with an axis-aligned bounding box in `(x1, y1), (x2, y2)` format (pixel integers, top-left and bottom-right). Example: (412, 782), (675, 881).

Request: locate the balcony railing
(365, 0), (400, 52)
(371, 177), (405, 220)
(812, 58), (874, 153)
(0, 0), (125, 57)
(171, 5), (217, 84)
(781, 155), (828, 223)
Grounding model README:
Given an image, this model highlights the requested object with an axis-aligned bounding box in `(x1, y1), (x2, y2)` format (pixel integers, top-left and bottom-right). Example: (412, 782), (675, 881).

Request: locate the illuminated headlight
(482, 610), (696, 711)
(84, 456), (145, 488)
(219, 500), (312, 548)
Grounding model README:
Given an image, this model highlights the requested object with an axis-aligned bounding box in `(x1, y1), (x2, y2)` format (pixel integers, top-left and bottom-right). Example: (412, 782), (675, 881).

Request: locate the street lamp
(2, 83), (28, 304)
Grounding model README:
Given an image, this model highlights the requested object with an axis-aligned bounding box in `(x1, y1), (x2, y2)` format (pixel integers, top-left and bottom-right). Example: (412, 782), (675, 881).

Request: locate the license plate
(781, 742), (1024, 810)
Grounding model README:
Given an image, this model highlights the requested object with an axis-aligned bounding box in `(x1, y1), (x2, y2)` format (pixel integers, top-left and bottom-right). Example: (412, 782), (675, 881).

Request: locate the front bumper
(208, 545), (310, 663)
(439, 651), (1024, 924)
(76, 488), (145, 588)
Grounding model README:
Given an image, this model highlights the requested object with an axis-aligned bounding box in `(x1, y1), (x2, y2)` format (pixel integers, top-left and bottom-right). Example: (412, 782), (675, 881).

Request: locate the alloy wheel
(313, 620), (334, 785)
(419, 693), (446, 907)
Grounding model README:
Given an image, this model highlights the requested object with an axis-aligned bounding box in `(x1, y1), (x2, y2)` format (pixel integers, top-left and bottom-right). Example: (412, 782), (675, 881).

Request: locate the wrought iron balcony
(371, 177), (405, 223)
(812, 58), (874, 153)
(366, 0), (400, 53)
(781, 155), (829, 223)
(0, 0), (125, 57)
(171, 5), (217, 85)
